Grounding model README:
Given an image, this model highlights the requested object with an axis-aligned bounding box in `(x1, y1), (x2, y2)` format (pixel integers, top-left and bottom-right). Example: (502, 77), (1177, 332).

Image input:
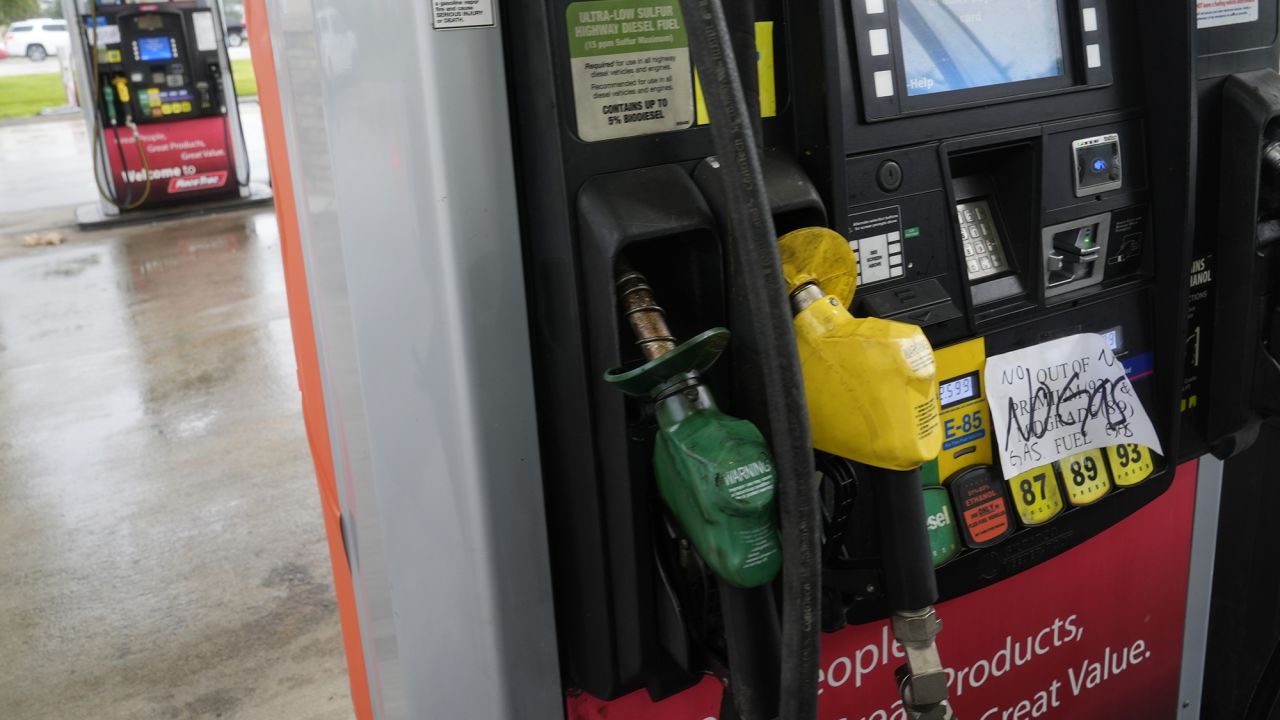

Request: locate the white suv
(4, 18), (70, 62)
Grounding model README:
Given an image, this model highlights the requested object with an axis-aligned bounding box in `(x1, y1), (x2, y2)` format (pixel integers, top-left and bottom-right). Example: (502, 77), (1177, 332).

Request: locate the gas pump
(1182, 6), (1280, 716)
(247, 0), (1280, 718)
(63, 0), (263, 221)
(503, 0), (1197, 715)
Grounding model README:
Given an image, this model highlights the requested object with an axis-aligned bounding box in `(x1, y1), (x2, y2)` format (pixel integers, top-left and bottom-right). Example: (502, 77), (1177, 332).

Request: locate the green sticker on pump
(923, 486), (961, 567)
(566, 0), (696, 142)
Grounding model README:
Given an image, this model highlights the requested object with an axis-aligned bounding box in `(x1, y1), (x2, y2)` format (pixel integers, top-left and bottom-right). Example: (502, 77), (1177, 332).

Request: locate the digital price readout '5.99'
(939, 372), (980, 409)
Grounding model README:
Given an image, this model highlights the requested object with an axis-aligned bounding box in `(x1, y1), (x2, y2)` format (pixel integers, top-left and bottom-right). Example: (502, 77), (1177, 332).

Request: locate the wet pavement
(0, 55), (61, 77)
(0, 100), (270, 223)
(0, 209), (354, 719)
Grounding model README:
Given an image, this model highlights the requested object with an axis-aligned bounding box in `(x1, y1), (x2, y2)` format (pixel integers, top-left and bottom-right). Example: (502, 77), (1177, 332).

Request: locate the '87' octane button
(1007, 464), (1064, 526)
(947, 466), (1013, 548)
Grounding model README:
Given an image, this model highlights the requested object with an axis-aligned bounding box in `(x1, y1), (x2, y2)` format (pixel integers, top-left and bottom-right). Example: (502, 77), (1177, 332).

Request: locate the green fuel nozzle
(604, 271), (781, 589)
(103, 84), (118, 126)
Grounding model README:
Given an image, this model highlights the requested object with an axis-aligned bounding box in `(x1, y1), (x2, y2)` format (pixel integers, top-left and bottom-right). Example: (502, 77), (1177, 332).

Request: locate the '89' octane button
(1007, 464), (1064, 526)
(1057, 449), (1112, 506)
(947, 466), (1013, 548)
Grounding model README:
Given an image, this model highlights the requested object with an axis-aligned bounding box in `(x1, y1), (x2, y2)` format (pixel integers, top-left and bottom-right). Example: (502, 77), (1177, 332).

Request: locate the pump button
(1007, 465), (1064, 526)
(877, 160), (903, 192)
(1104, 444), (1155, 487)
(1058, 449), (1112, 505)
(1072, 133), (1122, 197)
(947, 466), (1013, 548)
(922, 486), (962, 567)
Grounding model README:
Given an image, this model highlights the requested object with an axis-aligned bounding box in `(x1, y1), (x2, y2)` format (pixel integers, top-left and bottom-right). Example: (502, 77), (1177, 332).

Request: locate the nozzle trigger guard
(603, 327), (730, 398)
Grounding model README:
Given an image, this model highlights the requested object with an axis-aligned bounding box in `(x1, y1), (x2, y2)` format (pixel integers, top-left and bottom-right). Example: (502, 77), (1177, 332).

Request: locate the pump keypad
(955, 200), (1009, 282)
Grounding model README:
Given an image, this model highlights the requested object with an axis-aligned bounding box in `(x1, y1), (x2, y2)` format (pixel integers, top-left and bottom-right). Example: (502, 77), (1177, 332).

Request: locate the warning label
(566, 0), (694, 142)
(432, 0), (494, 29)
(1197, 0), (1258, 28)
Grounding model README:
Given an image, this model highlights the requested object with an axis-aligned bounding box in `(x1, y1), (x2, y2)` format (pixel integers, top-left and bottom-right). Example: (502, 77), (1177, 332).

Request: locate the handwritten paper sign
(985, 334), (1162, 478)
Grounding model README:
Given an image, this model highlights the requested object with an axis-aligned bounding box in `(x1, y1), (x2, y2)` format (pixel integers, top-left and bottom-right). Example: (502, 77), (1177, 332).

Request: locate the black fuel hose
(723, 0), (761, 142)
(872, 469), (938, 612)
(676, 1), (821, 718)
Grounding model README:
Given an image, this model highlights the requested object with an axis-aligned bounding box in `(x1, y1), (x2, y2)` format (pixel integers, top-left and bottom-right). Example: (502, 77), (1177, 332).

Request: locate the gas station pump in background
(509, 0), (1193, 715)
(248, 0), (1280, 718)
(63, 0), (264, 223)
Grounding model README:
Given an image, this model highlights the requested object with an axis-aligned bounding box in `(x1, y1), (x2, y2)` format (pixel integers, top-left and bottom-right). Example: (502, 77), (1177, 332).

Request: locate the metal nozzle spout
(617, 271), (677, 360)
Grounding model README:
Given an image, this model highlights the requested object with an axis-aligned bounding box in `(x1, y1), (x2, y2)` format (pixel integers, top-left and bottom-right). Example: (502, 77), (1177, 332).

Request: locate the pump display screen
(939, 372), (980, 409)
(136, 15), (165, 32)
(1102, 327), (1123, 352)
(898, 0), (1066, 96)
(137, 36), (174, 62)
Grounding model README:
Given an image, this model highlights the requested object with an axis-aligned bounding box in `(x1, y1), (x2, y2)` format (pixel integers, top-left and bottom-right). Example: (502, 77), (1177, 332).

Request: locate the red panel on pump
(102, 116), (237, 206)
(567, 460), (1198, 719)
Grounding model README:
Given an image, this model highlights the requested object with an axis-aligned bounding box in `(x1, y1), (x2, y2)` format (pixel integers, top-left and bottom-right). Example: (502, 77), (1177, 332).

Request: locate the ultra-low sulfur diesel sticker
(566, 0), (695, 142)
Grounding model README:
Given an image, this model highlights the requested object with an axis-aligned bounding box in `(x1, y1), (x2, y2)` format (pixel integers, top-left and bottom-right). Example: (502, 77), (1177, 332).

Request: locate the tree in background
(0, 0), (40, 26)
(40, 0), (63, 19)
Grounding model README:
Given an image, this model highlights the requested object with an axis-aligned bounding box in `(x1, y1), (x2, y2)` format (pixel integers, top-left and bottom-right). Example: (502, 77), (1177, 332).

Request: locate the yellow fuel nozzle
(782, 227), (954, 719)
(778, 227), (942, 471)
(111, 76), (130, 103)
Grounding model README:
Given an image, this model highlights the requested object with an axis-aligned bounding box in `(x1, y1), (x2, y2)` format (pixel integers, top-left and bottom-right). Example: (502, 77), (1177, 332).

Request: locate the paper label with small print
(1197, 0), (1258, 28)
(566, 0), (694, 142)
(432, 0), (494, 29)
(89, 24), (121, 47)
(985, 333), (1162, 479)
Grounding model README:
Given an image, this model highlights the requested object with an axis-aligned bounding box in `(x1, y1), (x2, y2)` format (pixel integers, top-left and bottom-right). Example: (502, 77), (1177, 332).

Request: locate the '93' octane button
(947, 466), (1013, 548)
(1105, 443), (1155, 487)
(1007, 465), (1064, 526)
(1057, 449), (1112, 506)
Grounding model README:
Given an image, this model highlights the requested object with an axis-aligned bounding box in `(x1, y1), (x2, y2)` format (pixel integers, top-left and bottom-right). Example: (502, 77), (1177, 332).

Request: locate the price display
(1101, 327), (1124, 352)
(939, 372), (980, 409)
